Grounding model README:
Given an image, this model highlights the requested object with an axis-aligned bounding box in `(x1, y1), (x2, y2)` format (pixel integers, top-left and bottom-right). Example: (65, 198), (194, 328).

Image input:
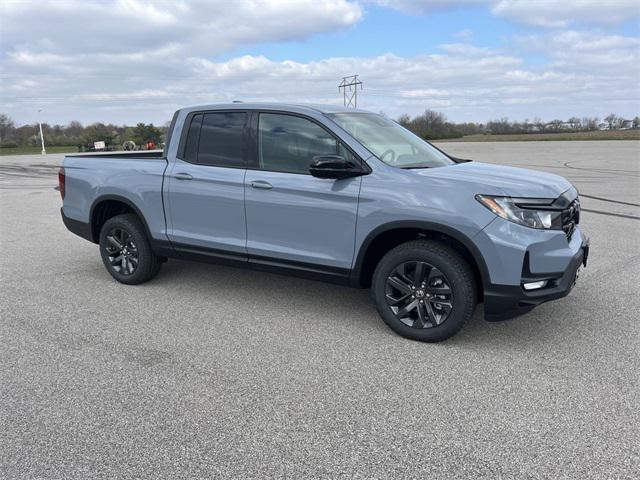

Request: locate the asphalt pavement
(1, 141), (639, 479)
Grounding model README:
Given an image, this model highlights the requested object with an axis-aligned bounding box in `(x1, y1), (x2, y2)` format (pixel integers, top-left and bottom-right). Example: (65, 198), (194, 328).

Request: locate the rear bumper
(483, 236), (589, 321)
(61, 208), (93, 242)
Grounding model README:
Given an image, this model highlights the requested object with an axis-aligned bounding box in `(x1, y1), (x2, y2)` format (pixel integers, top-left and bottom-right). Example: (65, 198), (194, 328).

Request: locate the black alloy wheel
(372, 239), (476, 342)
(104, 227), (139, 276)
(99, 213), (162, 285)
(385, 261), (454, 328)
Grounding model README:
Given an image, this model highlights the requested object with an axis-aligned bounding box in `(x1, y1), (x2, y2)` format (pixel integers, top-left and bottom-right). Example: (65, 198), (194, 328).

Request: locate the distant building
(598, 123), (610, 131)
(620, 120), (633, 130)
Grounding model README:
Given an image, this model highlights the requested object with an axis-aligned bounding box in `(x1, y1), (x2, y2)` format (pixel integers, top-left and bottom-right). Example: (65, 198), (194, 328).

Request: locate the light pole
(38, 109), (46, 155)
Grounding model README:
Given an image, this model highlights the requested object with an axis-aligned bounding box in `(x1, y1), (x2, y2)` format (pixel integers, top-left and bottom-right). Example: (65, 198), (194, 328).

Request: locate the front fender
(350, 220), (492, 289)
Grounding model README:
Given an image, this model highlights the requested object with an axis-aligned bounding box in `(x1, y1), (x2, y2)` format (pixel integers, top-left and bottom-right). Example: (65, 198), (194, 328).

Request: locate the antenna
(338, 75), (363, 108)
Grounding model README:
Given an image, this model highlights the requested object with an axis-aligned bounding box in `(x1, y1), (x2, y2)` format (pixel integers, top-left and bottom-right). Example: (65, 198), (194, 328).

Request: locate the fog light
(523, 280), (547, 290)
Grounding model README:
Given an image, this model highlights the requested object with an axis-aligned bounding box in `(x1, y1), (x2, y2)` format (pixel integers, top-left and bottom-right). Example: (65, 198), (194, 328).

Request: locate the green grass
(0, 145), (80, 156)
(435, 129), (640, 142)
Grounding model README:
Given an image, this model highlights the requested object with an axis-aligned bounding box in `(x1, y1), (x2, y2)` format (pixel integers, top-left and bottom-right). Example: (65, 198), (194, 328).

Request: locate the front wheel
(372, 240), (477, 342)
(99, 213), (162, 285)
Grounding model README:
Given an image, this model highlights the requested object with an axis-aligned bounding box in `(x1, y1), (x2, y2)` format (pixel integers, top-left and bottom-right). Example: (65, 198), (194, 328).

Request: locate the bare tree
(548, 119), (563, 132)
(568, 117), (581, 130)
(397, 113), (411, 128)
(0, 113), (15, 142)
(67, 120), (84, 137)
(604, 113), (618, 130)
(581, 117), (598, 131)
(533, 117), (545, 132)
(487, 117), (512, 134)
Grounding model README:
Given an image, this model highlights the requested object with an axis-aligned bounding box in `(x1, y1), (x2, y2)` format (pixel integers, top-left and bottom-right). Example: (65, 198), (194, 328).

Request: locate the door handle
(250, 180), (273, 190)
(174, 172), (193, 180)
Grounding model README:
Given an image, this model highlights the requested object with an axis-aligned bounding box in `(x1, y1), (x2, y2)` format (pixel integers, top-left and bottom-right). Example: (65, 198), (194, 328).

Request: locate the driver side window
(258, 113), (352, 174)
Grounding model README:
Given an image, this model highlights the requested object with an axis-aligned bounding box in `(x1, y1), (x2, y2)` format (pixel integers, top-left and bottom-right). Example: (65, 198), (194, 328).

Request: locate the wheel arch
(351, 221), (490, 296)
(89, 195), (154, 244)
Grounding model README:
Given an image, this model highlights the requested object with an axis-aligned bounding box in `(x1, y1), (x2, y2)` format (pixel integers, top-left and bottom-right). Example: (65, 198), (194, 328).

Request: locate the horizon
(4, 108), (637, 130)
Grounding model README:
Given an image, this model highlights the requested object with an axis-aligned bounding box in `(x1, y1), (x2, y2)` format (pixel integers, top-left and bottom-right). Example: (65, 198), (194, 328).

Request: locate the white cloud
(516, 30), (640, 72)
(4, 36), (637, 125)
(492, 0), (640, 28)
(1, 0), (638, 125)
(0, 0), (363, 123)
(370, 0), (487, 14)
(373, 0), (639, 27)
(0, 0), (363, 56)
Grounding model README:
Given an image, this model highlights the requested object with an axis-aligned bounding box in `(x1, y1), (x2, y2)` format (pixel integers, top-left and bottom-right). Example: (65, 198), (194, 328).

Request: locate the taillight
(58, 167), (65, 200)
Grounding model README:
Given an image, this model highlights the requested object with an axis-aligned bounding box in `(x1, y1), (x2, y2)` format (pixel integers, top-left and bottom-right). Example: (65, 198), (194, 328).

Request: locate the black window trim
(176, 109), (250, 169)
(175, 108), (370, 175)
(251, 110), (370, 176)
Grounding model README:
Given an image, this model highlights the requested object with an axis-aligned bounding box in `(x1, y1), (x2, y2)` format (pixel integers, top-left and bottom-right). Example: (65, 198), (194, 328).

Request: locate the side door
(244, 112), (363, 273)
(165, 110), (248, 255)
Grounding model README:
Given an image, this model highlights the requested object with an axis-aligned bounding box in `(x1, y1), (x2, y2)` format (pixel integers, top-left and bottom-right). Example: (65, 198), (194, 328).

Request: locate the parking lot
(1, 141), (639, 478)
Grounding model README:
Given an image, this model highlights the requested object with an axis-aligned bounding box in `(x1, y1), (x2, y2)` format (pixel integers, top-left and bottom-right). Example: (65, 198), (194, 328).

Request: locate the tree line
(1, 110), (639, 149)
(397, 111), (640, 139)
(0, 114), (166, 150)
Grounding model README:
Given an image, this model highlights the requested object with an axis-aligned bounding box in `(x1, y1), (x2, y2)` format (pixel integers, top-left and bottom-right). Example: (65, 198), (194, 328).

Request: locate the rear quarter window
(183, 114), (202, 163)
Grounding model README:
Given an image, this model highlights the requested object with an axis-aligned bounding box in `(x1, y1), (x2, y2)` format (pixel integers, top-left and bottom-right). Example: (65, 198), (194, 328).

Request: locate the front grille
(561, 198), (580, 239)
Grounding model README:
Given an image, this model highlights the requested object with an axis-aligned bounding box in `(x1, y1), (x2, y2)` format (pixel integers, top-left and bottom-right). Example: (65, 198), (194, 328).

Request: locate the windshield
(328, 112), (454, 169)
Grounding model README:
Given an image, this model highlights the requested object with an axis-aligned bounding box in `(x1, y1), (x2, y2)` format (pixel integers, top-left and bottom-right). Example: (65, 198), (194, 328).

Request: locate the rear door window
(197, 112), (247, 167)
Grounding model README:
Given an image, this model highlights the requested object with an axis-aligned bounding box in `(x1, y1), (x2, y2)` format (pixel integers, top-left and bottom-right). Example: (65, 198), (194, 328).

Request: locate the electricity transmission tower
(338, 75), (363, 108)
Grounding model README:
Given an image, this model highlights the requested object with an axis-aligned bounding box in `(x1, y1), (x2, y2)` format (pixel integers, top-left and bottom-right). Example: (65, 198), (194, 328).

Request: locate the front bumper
(483, 236), (589, 321)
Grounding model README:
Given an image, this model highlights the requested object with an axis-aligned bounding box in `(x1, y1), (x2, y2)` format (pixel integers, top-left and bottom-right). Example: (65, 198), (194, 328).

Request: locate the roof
(178, 102), (371, 115)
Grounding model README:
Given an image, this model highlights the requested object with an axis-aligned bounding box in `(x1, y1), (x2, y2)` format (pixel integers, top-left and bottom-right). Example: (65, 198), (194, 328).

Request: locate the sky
(1, 0), (639, 126)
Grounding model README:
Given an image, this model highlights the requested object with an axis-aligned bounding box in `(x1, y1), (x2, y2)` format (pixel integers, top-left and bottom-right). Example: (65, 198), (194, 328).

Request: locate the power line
(338, 75), (363, 108)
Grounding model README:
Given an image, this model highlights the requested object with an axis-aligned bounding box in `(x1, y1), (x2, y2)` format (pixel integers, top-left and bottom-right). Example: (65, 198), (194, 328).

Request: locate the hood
(415, 161), (572, 198)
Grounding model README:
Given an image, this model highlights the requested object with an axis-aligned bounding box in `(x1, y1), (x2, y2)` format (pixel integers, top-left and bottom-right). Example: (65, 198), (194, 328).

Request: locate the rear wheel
(99, 213), (161, 285)
(372, 240), (476, 342)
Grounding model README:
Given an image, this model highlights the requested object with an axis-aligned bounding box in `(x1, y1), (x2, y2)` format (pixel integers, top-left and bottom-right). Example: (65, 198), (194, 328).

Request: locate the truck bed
(62, 152), (168, 240)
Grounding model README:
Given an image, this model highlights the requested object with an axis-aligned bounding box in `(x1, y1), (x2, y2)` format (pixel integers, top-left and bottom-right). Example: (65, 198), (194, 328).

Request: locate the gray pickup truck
(60, 103), (588, 341)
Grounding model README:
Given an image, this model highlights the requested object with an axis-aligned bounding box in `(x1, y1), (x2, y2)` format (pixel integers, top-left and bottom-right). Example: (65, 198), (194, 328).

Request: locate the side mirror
(309, 155), (365, 179)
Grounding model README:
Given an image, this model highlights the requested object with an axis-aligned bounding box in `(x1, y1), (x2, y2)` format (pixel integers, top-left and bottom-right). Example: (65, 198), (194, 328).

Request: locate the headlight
(476, 195), (562, 229)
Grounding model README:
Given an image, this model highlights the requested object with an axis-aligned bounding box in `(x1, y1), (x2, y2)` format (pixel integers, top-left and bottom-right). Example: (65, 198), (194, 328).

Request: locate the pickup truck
(60, 103), (589, 342)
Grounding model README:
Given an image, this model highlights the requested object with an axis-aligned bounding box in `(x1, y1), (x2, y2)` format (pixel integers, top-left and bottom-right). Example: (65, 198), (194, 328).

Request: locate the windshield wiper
(400, 164), (433, 169)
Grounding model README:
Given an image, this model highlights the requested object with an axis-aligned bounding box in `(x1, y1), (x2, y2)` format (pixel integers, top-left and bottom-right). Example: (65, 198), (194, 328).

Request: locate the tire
(99, 213), (162, 285)
(372, 240), (476, 342)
